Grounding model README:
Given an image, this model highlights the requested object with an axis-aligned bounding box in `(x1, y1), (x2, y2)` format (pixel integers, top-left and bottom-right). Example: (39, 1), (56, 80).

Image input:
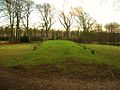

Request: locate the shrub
(91, 50), (95, 55)
(20, 35), (29, 43)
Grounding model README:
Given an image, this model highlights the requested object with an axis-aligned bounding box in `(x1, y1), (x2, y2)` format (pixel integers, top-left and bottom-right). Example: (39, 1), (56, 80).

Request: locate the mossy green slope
(0, 40), (120, 69)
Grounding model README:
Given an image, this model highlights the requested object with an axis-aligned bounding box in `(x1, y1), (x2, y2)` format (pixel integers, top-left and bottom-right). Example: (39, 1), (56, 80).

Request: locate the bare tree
(105, 22), (120, 45)
(22, 0), (34, 42)
(73, 7), (96, 42)
(15, 0), (25, 43)
(113, 0), (120, 9)
(74, 7), (96, 32)
(59, 11), (73, 39)
(36, 3), (55, 40)
(1, 0), (16, 43)
(1, 0), (25, 43)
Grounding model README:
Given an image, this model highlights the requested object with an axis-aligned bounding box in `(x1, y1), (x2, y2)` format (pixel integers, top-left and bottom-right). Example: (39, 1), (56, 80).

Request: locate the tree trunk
(16, 12), (20, 43)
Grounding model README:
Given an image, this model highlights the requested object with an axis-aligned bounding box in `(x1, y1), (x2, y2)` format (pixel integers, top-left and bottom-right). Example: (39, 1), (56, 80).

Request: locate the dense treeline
(0, 25), (120, 45)
(0, 0), (120, 45)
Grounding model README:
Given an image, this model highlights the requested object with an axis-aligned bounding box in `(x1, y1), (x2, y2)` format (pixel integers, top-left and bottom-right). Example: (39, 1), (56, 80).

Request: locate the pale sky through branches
(0, 0), (120, 29)
(30, 0), (120, 28)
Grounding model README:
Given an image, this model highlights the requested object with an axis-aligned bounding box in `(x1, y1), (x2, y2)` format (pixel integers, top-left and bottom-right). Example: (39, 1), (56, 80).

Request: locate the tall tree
(74, 7), (96, 32)
(105, 22), (120, 45)
(1, 0), (16, 43)
(36, 3), (55, 40)
(73, 7), (96, 42)
(59, 11), (73, 39)
(22, 0), (34, 42)
(1, 0), (25, 43)
(15, 0), (23, 43)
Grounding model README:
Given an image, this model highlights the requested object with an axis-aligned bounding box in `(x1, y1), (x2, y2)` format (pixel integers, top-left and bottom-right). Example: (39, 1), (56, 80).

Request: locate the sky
(0, 0), (120, 29)
(30, 0), (120, 29)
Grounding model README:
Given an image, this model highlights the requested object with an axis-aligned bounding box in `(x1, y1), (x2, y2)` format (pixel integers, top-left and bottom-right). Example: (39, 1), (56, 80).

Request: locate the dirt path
(0, 76), (120, 90)
(0, 65), (120, 90)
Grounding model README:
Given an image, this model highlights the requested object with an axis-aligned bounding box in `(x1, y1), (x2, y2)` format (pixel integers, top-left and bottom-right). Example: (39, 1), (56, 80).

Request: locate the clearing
(0, 40), (120, 90)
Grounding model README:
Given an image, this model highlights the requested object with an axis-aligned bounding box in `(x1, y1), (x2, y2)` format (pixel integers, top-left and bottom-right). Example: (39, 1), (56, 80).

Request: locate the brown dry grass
(0, 60), (120, 90)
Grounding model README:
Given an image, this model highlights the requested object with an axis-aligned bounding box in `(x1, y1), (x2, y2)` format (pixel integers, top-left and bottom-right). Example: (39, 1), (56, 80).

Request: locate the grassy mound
(0, 40), (120, 69)
(0, 40), (120, 82)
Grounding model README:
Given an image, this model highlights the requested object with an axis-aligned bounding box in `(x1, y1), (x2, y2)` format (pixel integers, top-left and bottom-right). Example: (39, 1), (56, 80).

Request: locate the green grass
(0, 40), (120, 69)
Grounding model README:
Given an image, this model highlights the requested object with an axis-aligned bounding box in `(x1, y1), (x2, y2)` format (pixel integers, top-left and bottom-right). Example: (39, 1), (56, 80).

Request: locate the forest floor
(0, 63), (120, 90)
(0, 40), (120, 90)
